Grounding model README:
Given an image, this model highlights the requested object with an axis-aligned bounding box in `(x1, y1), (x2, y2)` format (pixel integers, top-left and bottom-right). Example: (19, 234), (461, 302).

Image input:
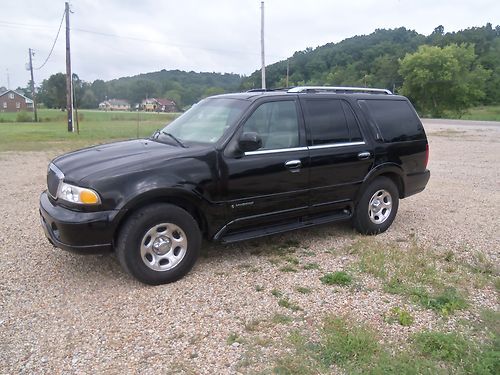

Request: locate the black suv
(40, 86), (430, 284)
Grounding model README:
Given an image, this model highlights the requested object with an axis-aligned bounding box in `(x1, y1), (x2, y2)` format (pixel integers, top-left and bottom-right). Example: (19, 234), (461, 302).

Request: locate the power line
(0, 17), (290, 66)
(0, 19), (287, 60)
(0, 20), (56, 30)
(34, 10), (66, 70)
(72, 27), (286, 59)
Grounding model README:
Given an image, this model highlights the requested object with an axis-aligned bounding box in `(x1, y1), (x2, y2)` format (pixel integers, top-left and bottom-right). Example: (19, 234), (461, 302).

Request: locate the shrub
(384, 307), (414, 326)
(16, 111), (32, 122)
(320, 317), (379, 366)
(320, 271), (352, 286)
(413, 331), (470, 362)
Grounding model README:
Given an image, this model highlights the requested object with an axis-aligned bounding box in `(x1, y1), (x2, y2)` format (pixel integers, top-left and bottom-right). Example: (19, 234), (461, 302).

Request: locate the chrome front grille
(47, 163), (64, 199)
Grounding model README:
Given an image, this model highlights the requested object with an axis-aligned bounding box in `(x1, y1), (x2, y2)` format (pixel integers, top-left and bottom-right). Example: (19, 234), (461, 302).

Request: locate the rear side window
(302, 99), (363, 145)
(359, 99), (424, 142)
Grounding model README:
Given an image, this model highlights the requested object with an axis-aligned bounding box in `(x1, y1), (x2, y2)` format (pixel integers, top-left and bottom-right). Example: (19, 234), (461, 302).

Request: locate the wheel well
(379, 172), (404, 198)
(112, 196), (207, 249)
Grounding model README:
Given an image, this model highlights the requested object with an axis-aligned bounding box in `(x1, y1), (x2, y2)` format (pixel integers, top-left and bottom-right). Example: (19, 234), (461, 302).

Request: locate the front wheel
(352, 177), (399, 235)
(116, 203), (201, 285)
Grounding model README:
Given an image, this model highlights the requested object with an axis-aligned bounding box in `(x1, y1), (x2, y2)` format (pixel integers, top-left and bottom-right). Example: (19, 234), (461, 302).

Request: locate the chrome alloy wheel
(140, 223), (187, 271)
(368, 189), (392, 224)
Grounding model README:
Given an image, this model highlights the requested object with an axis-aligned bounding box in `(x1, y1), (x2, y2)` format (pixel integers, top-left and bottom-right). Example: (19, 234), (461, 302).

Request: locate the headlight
(58, 183), (101, 205)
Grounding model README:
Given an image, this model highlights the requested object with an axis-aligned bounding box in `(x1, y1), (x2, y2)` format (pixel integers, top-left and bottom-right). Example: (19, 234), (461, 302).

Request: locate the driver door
(220, 99), (309, 231)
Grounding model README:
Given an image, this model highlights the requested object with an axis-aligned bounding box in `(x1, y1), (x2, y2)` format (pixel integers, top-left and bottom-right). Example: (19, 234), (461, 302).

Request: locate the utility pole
(260, 1), (266, 90)
(28, 48), (38, 122)
(65, 1), (73, 132)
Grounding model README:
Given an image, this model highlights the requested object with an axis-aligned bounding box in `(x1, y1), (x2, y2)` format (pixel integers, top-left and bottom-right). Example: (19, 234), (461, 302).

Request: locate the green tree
(202, 87), (225, 97)
(80, 89), (98, 109)
(90, 79), (107, 103)
(371, 54), (401, 90)
(71, 73), (86, 108)
(478, 38), (500, 104)
(38, 73), (67, 109)
(163, 90), (182, 107)
(399, 44), (490, 117)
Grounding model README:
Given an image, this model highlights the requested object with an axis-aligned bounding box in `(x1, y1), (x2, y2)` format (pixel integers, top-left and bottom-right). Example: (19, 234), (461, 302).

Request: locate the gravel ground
(0, 119), (499, 374)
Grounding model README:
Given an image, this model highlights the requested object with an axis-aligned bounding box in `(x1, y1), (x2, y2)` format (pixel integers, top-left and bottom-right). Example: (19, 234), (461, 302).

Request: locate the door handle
(285, 160), (302, 171)
(357, 151), (371, 160)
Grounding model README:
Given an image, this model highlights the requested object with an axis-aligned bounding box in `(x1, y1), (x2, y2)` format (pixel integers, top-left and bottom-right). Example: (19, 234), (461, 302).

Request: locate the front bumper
(39, 191), (119, 253)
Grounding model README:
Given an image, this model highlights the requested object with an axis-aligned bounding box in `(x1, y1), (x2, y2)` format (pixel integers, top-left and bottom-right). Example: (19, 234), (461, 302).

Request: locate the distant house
(140, 98), (156, 112)
(0, 90), (34, 112)
(140, 98), (178, 112)
(98, 99), (130, 111)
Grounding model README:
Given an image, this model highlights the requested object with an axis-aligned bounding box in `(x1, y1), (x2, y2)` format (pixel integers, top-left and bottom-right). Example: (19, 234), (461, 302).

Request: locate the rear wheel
(116, 203), (201, 285)
(353, 177), (399, 234)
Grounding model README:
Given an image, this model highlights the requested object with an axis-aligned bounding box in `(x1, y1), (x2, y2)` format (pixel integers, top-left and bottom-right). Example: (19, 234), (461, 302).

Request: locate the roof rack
(287, 86), (392, 95)
(246, 87), (290, 93)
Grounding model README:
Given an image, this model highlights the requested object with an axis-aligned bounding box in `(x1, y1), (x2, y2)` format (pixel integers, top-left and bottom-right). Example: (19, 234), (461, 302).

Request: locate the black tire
(116, 203), (201, 285)
(352, 177), (399, 235)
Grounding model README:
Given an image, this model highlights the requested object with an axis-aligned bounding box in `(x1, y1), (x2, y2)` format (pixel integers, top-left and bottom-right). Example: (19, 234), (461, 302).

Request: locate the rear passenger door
(300, 98), (373, 214)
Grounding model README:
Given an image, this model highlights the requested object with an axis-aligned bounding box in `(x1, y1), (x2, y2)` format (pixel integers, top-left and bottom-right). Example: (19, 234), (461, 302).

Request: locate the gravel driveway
(0, 120), (499, 374)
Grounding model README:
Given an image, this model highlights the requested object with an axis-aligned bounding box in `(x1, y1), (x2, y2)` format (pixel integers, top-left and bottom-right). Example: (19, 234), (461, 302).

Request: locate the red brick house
(0, 90), (34, 112)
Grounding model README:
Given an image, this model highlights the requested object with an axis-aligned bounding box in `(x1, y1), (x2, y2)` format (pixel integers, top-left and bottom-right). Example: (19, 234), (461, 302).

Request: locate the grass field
(0, 109), (179, 152)
(460, 105), (500, 121)
(1, 104), (498, 153)
(436, 105), (500, 121)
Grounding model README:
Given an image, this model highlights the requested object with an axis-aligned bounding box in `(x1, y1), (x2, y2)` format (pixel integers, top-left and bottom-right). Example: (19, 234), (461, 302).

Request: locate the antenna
(260, 1), (266, 89)
(6, 69), (10, 89)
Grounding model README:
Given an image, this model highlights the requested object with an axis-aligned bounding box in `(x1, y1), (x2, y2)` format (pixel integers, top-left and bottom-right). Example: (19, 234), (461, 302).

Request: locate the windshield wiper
(161, 131), (186, 148)
(150, 129), (186, 148)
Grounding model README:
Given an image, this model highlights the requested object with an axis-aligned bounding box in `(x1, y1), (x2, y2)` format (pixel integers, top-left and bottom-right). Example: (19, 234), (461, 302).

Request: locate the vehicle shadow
(46, 220), (356, 286)
(198, 220), (357, 262)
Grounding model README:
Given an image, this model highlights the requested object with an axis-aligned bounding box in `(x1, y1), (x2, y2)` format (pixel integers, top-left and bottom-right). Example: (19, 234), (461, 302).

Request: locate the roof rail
(287, 86), (392, 95)
(246, 87), (291, 93)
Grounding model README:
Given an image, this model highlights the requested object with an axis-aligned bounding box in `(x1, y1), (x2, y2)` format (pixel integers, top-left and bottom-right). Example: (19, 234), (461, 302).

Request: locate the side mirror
(239, 132), (262, 152)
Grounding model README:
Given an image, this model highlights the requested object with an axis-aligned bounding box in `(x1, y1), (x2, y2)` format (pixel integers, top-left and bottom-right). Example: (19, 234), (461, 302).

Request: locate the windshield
(160, 98), (249, 144)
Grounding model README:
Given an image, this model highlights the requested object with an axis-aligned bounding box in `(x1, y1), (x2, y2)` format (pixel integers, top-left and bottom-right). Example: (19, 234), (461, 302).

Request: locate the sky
(0, 0), (498, 89)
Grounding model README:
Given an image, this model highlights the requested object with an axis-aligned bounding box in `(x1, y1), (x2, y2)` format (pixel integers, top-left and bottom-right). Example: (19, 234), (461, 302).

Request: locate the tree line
(27, 70), (242, 111)
(18, 23), (499, 117)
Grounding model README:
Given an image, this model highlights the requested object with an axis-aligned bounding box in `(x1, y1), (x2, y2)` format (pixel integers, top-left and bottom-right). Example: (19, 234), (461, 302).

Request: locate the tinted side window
(360, 99), (424, 142)
(341, 101), (363, 142)
(303, 99), (350, 145)
(243, 101), (299, 150)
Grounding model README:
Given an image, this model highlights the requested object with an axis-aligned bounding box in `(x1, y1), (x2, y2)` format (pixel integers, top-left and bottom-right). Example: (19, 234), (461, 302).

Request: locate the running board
(219, 209), (351, 244)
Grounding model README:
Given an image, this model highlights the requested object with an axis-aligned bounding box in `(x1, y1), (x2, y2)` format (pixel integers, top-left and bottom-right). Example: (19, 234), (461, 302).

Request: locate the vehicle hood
(52, 139), (191, 183)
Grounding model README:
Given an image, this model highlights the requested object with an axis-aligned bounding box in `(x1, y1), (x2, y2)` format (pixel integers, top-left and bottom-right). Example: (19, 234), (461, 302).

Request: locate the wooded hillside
(243, 24), (500, 113)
